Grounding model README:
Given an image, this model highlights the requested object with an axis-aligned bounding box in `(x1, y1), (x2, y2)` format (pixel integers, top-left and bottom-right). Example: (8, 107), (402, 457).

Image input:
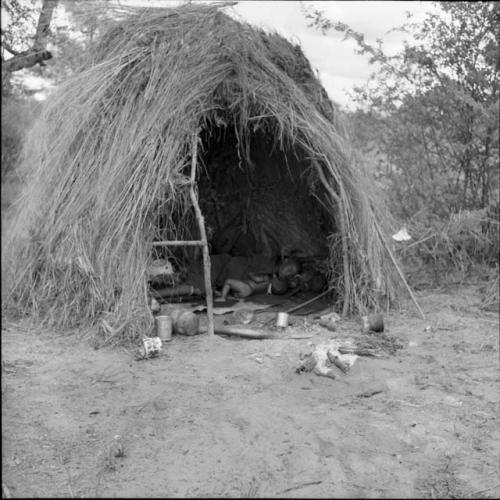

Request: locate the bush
(395, 206), (499, 287)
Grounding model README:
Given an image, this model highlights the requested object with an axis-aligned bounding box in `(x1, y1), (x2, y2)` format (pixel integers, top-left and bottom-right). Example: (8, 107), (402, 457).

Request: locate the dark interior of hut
(149, 122), (337, 307)
(198, 125), (332, 258)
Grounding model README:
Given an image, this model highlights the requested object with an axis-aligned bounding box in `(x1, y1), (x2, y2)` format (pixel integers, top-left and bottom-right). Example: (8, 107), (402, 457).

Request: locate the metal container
(140, 336), (162, 358)
(155, 315), (173, 341)
(276, 312), (289, 328)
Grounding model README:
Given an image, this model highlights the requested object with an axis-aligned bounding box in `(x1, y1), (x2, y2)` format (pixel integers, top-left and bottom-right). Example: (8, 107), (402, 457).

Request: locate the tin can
(155, 315), (173, 341)
(276, 312), (289, 328)
(140, 336), (162, 358)
(361, 313), (384, 333)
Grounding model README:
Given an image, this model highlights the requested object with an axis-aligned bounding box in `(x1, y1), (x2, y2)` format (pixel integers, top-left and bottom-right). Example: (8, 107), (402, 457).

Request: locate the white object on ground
(392, 226), (412, 242)
(140, 337), (162, 358)
(311, 340), (358, 377)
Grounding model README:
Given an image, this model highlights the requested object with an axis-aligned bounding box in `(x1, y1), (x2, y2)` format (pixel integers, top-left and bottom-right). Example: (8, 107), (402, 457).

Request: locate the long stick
(189, 133), (215, 337)
(285, 286), (335, 314)
(199, 325), (274, 339)
(279, 481), (323, 494)
(373, 218), (426, 320)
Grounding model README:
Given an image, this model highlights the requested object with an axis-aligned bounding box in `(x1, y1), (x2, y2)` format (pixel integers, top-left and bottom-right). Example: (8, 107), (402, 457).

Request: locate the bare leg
(220, 279), (254, 301)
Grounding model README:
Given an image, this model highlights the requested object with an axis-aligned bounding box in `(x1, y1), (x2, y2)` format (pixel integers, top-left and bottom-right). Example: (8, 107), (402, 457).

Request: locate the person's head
(278, 257), (301, 279)
(271, 276), (288, 295)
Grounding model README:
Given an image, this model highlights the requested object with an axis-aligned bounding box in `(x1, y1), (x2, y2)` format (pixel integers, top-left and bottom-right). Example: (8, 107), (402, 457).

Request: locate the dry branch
(285, 286), (335, 314)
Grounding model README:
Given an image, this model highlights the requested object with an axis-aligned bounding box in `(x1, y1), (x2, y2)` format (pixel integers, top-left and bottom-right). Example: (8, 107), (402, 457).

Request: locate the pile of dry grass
(2, 3), (400, 341)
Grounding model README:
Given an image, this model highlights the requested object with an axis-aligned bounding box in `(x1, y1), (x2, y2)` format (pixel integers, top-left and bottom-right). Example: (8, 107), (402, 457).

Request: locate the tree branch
(2, 48), (53, 72)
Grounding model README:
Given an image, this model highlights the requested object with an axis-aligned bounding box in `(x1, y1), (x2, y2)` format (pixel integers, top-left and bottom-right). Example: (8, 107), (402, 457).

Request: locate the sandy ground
(2, 285), (499, 498)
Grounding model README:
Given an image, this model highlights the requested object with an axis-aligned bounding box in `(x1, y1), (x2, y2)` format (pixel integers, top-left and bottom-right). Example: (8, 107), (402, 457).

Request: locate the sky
(5, 0), (440, 107)
(228, 1), (439, 109)
(122, 0), (440, 108)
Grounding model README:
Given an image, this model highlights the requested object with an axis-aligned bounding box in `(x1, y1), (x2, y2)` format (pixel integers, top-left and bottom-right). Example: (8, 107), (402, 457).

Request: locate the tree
(2, 0), (59, 73)
(305, 2), (499, 220)
(1, 0), (118, 95)
(1, 0), (112, 175)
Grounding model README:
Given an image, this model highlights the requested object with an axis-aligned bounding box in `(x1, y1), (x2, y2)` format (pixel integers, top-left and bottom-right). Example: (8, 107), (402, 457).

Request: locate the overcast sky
(227, 1), (439, 109)
(138, 0), (440, 109)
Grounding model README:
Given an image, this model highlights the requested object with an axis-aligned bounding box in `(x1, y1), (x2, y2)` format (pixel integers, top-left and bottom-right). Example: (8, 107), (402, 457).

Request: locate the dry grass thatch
(2, 3), (401, 341)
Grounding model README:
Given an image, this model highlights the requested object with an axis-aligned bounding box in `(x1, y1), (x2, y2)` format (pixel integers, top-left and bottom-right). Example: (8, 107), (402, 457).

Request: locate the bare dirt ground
(2, 285), (499, 498)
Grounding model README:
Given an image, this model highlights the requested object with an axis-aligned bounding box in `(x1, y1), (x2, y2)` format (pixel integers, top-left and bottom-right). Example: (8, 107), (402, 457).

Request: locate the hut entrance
(149, 122), (336, 328)
(197, 124), (331, 260)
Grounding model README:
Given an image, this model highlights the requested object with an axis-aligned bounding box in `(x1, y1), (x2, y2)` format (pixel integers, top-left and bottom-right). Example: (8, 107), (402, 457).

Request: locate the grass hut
(3, 3), (401, 341)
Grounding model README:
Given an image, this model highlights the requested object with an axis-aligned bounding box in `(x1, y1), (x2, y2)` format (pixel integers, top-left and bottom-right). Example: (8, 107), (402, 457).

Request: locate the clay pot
(169, 308), (200, 336)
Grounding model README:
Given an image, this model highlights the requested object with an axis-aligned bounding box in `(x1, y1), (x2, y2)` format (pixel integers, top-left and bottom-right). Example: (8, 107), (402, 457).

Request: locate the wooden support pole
(189, 133), (215, 337)
(314, 160), (351, 317)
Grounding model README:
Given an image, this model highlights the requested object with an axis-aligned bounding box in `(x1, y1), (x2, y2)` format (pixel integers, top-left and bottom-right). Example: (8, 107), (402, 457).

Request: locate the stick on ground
(285, 286), (334, 314)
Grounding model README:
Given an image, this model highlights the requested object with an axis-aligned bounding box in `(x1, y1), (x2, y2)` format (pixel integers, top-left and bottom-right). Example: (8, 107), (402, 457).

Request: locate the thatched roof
(3, 3), (400, 340)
